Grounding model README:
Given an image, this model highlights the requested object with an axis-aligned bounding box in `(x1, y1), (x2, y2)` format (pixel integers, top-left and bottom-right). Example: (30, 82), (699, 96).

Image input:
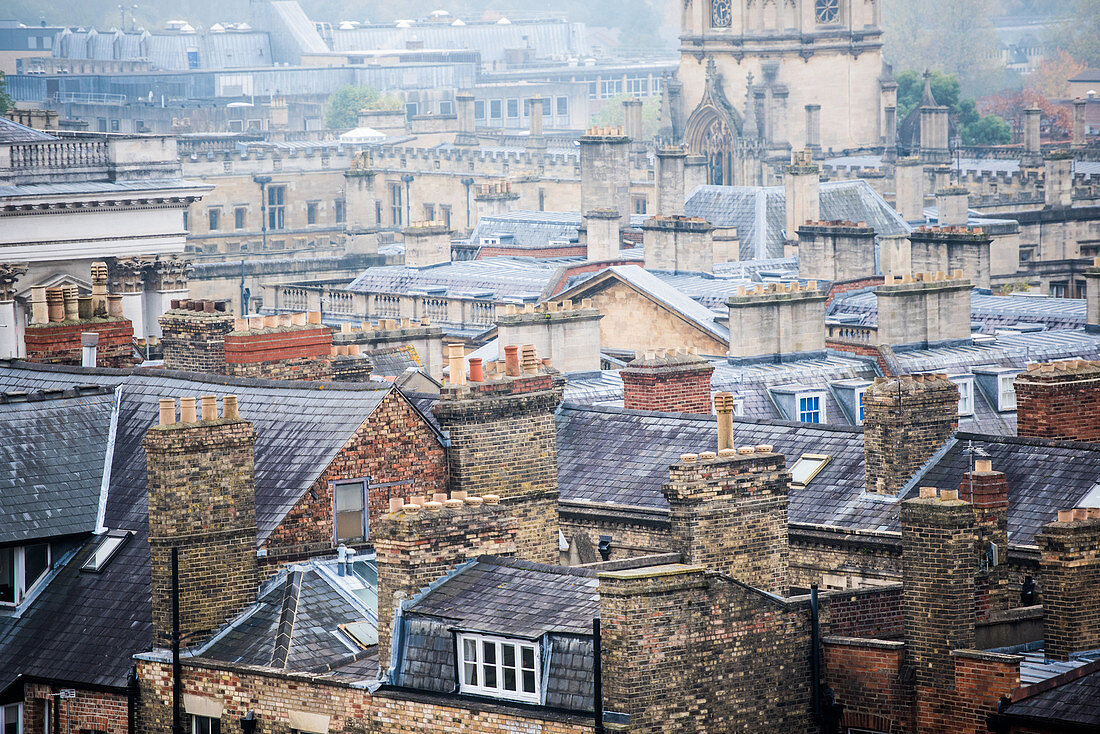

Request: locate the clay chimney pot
(158, 398), (176, 427)
(223, 395), (239, 420)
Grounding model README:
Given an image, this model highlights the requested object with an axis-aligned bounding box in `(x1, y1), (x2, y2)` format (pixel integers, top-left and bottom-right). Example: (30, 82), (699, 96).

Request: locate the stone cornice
(0, 195), (204, 217)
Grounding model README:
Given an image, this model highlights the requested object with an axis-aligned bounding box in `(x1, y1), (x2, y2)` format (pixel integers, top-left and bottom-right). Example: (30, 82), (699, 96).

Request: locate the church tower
(678, 0), (896, 184)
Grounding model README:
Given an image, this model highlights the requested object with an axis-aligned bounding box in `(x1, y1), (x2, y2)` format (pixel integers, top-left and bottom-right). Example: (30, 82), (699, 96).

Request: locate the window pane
(522, 670), (536, 693)
(503, 667), (516, 691)
(502, 644), (516, 691)
(210, 718), (220, 734)
(336, 511), (363, 541)
(464, 662), (477, 685)
(335, 483), (363, 511)
(521, 646), (535, 669)
(0, 547), (14, 604)
(482, 641), (497, 687)
(502, 644), (515, 667)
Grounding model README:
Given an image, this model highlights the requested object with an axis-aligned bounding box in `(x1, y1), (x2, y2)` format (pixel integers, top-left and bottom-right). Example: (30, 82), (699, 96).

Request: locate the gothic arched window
(711, 0), (733, 28)
(814, 0), (839, 23)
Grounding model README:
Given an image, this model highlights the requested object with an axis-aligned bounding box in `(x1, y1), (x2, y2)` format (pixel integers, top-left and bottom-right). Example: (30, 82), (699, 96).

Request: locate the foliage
(980, 89), (1074, 140)
(1026, 49), (1086, 100)
(997, 281), (1032, 295)
(1051, 0), (1100, 67)
(0, 73), (12, 116)
(323, 85), (400, 129)
(588, 94), (660, 140)
(896, 70), (1011, 145)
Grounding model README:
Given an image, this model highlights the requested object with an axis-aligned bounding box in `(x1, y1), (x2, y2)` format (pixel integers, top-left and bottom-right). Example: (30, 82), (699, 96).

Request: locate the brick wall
(22, 683), (128, 734)
(599, 565), (814, 733)
(864, 374), (959, 494)
(144, 408), (258, 648)
(1015, 361), (1100, 443)
(823, 637), (910, 734)
(372, 500), (517, 656)
(788, 532), (903, 590)
(901, 490), (976, 699)
(262, 390), (448, 564)
(1036, 510), (1100, 660)
(432, 372), (563, 564)
(559, 505), (671, 563)
(819, 585), (905, 639)
(223, 326), (341, 381)
(136, 659), (593, 734)
(620, 350), (714, 414)
(958, 464), (1014, 614)
(24, 318), (135, 367)
(160, 307), (235, 373)
(662, 448), (790, 595)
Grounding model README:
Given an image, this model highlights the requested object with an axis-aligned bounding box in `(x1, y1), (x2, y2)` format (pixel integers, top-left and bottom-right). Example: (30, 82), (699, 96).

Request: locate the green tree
(588, 94), (660, 139)
(0, 73), (13, 116)
(1054, 0), (1100, 67)
(324, 85), (400, 129)
(896, 69), (1011, 146)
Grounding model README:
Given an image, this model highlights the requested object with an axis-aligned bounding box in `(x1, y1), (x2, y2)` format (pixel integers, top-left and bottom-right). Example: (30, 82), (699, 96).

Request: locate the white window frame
(997, 374), (1017, 412)
(789, 453), (832, 486)
(457, 633), (541, 704)
(949, 375), (975, 417)
(190, 714), (220, 734)
(2, 702), (22, 734)
(0, 543), (51, 607)
(797, 392), (827, 424)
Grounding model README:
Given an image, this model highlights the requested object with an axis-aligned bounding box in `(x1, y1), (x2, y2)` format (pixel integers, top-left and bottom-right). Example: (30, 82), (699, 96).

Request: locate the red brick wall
(224, 327), (333, 365)
(261, 389), (448, 564)
(621, 363), (714, 414)
(23, 682), (128, 734)
(825, 339), (893, 375)
(825, 276), (885, 307)
(1015, 363), (1100, 443)
(24, 319), (135, 367)
(819, 585), (904, 639)
(476, 245), (587, 259)
(823, 638), (910, 734)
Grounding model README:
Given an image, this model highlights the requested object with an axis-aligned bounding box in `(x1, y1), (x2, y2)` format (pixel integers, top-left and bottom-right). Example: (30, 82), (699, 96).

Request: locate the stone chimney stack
(527, 97), (546, 150)
(344, 156), (380, 254)
(958, 459), (1012, 611)
(936, 187), (969, 227)
(1036, 507), (1100, 661)
(1044, 151), (1074, 209)
(784, 150), (821, 241)
(580, 127), (631, 220)
(1073, 99), (1087, 148)
(453, 92), (478, 146)
(432, 349), (564, 563)
(621, 348), (714, 414)
(875, 271), (972, 349)
(684, 153), (708, 194)
(894, 157), (926, 222)
(496, 300), (602, 374)
(642, 216), (715, 272)
(372, 495), (517, 658)
(474, 181), (520, 220)
(796, 221), (876, 282)
(919, 73), (950, 165)
(863, 374), (959, 495)
(402, 222), (452, 268)
(145, 395), (258, 648)
(655, 145), (686, 218)
(582, 210), (622, 263)
(1015, 360), (1100, 444)
(727, 281), (827, 363)
(908, 227), (992, 291)
(1022, 108), (1042, 167)
(662, 446), (790, 595)
(1086, 257), (1100, 333)
(901, 488), (977, 690)
(622, 98), (643, 146)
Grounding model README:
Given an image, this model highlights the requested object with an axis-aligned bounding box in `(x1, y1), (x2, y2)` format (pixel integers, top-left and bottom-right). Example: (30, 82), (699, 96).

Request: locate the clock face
(712, 0), (733, 27)
(815, 0), (839, 23)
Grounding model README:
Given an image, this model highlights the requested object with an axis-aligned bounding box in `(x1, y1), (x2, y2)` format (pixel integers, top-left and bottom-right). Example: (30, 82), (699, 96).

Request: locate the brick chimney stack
(1015, 361), (1100, 444)
(621, 347), (714, 414)
(959, 459), (1013, 612)
(863, 374), (959, 495)
(1036, 507), (1100, 661)
(901, 488), (977, 696)
(662, 446), (790, 595)
(145, 395), (258, 648)
(372, 494), (517, 658)
(1086, 257), (1100, 333)
(432, 347), (564, 563)
(159, 299), (235, 373)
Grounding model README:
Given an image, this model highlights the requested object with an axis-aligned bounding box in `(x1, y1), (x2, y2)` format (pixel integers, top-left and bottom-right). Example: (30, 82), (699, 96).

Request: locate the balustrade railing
(8, 139), (109, 170)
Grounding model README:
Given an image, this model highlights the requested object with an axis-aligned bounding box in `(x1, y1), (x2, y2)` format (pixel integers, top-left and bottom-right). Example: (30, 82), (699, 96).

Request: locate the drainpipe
(810, 583), (821, 723)
(592, 617), (603, 734)
(171, 547), (183, 734)
(401, 173), (414, 225)
(251, 175), (271, 315)
(126, 666), (138, 734)
(461, 177), (475, 229)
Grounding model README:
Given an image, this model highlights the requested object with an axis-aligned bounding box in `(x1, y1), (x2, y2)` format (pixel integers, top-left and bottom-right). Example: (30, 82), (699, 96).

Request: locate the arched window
(711, 0), (733, 28)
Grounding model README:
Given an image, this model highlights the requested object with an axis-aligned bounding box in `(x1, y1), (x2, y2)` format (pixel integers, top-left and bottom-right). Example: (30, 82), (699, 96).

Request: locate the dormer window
(458, 633), (540, 703)
(948, 374), (975, 417)
(769, 385), (828, 424)
(0, 543), (50, 606)
(998, 374), (1017, 411)
(799, 393), (824, 423)
(972, 366), (1021, 413)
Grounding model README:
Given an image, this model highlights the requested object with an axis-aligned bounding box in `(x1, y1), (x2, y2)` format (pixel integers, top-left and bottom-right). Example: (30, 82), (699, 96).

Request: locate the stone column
(655, 145), (686, 217)
(895, 157), (926, 222)
(0, 264), (26, 359)
(109, 257), (150, 339)
(1073, 99), (1087, 148)
(453, 92), (478, 146)
(1022, 108), (1042, 167)
(144, 255), (191, 339)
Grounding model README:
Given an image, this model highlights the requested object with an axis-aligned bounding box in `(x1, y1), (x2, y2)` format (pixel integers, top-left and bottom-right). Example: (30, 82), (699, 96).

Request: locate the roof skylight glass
(789, 454), (832, 486)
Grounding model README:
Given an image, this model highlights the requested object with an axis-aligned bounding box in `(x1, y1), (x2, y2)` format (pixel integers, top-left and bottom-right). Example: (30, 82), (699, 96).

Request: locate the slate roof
(396, 556), (597, 711)
(0, 117), (56, 143)
(199, 558), (378, 677)
(468, 211), (649, 251)
(0, 389), (116, 544)
(366, 345), (422, 377)
(406, 556), (599, 638)
(345, 257), (569, 300)
(0, 362), (402, 693)
(0, 178), (212, 200)
(828, 290), (1088, 333)
(892, 331), (1100, 374)
(685, 180), (911, 260)
(1001, 658), (1100, 728)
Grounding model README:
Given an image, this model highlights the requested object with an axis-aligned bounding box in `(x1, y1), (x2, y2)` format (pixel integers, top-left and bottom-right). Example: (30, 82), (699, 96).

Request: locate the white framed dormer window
(948, 375), (975, 417)
(2, 703), (22, 734)
(998, 374), (1017, 412)
(798, 392), (826, 424)
(333, 479), (368, 543)
(458, 633), (541, 704)
(0, 543), (50, 607)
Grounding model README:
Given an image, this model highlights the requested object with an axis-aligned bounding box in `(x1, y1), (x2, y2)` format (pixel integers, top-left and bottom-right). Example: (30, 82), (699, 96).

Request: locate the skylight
(789, 454), (832, 486)
(81, 530), (132, 573)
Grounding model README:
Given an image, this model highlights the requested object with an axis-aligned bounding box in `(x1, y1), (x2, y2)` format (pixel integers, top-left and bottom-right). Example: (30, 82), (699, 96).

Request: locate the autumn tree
(324, 85), (401, 129)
